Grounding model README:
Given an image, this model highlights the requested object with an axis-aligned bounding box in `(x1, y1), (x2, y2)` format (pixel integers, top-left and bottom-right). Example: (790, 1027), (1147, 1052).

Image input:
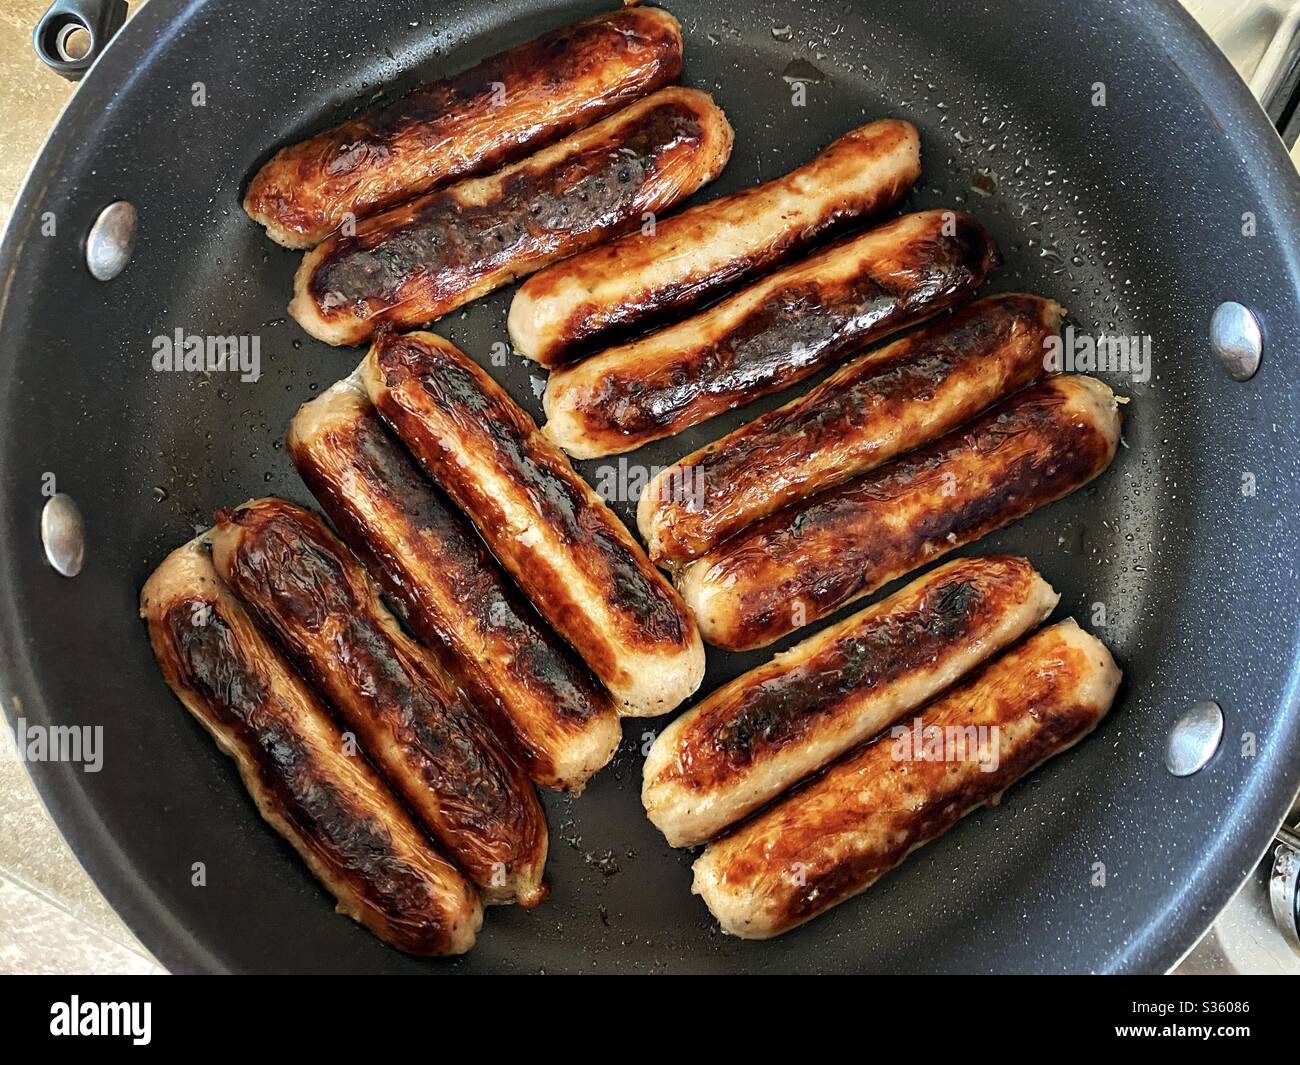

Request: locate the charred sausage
(639, 293), (1062, 564)
(541, 210), (1000, 458)
(692, 619), (1120, 939)
(288, 375), (621, 792)
(509, 118), (921, 366)
(643, 556), (1059, 847)
(362, 330), (704, 716)
(677, 375), (1121, 650)
(245, 7), (684, 248)
(140, 534), (482, 954)
(290, 87), (734, 345)
(210, 498), (549, 908)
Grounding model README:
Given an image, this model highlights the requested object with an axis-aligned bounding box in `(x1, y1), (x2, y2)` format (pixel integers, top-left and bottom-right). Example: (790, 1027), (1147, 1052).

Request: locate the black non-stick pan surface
(1, 0), (1299, 973)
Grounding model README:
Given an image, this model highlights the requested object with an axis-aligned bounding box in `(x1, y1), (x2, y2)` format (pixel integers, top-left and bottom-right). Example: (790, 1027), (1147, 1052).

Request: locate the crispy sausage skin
(210, 498), (549, 908)
(678, 375), (1121, 651)
(541, 210), (1000, 458)
(361, 330), (704, 717)
(639, 293), (1062, 564)
(245, 8), (684, 248)
(509, 119), (921, 366)
(288, 376), (621, 792)
(290, 87), (734, 345)
(693, 619), (1120, 939)
(643, 556), (1059, 847)
(140, 535), (482, 954)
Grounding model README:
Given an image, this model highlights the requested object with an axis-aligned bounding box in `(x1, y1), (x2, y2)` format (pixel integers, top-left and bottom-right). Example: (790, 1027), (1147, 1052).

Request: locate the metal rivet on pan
(1165, 700), (1224, 776)
(40, 493), (85, 577)
(84, 200), (136, 281)
(1210, 302), (1262, 381)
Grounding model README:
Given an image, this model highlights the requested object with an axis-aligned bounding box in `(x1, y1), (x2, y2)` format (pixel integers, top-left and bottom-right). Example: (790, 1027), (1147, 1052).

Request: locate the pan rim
(1, 0), (1298, 975)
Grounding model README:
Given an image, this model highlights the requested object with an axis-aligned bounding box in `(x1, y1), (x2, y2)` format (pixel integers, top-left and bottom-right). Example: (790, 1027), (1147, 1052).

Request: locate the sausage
(639, 293), (1062, 564)
(677, 375), (1121, 650)
(509, 118), (921, 367)
(541, 210), (1000, 458)
(290, 87), (734, 345)
(210, 498), (549, 908)
(244, 7), (684, 248)
(361, 330), (704, 717)
(139, 535), (482, 954)
(692, 618), (1120, 939)
(288, 375), (621, 792)
(643, 555), (1059, 847)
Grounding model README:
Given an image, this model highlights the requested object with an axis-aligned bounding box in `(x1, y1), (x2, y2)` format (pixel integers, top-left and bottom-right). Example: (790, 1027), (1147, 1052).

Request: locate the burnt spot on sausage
(160, 599), (444, 924)
(309, 102), (704, 312)
(375, 335), (690, 647)
(223, 507), (353, 629)
(586, 281), (893, 435)
(164, 598), (270, 722)
(332, 611), (518, 821)
(714, 580), (981, 763)
(571, 215), (997, 441)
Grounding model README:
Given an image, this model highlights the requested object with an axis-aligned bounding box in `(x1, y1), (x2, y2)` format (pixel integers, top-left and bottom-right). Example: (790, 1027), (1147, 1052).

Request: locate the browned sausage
(643, 556), (1059, 847)
(140, 535), (482, 954)
(210, 498), (549, 908)
(541, 210), (1000, 458)
(288, 375), (621, 792)
(639, 293), (1062, 564)
(508, 118), (921, 366)
(244, 7), (684, 248)
(677, 375), (1121, 650)
(290, 87), (734, 345)
(693, 619), (1121, 939)
(361, 330), (704, 716)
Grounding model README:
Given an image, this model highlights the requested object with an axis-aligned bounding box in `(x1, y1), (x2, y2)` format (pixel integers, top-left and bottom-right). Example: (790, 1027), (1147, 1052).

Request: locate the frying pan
(3, 0), (1300, 974)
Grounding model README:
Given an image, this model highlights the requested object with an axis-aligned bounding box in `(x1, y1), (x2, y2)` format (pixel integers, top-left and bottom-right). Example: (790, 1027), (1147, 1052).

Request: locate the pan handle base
(33, 0), (128, 82)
